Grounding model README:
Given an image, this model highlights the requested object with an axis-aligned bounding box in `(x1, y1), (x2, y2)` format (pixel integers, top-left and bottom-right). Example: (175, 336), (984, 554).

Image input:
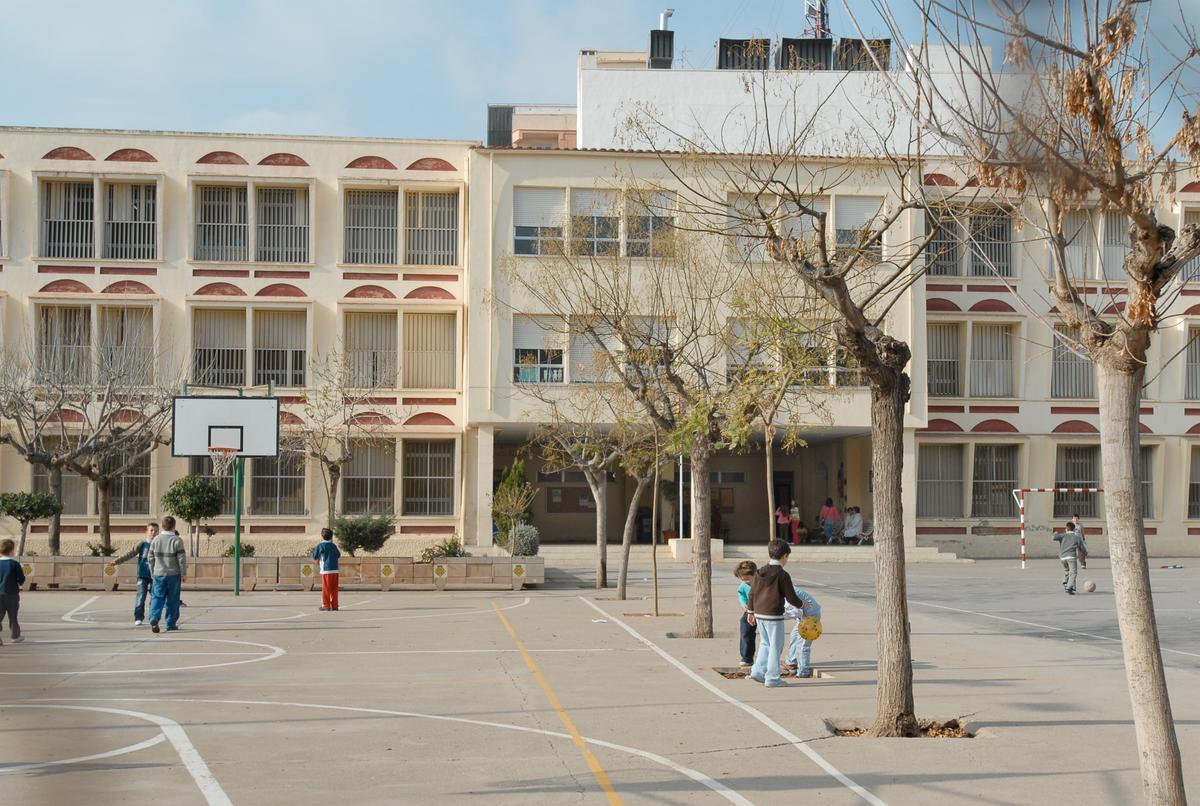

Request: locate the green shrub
(493, 460), (534, 537)
(161, 475), (226, 529)
(418, 538), (470, 563)
(86, 541), (118, 557)
(509, 523), (540, 557)
(333, 514), (394, 556)
(0, 491), (63, 555)
(221, 543), (255, 558)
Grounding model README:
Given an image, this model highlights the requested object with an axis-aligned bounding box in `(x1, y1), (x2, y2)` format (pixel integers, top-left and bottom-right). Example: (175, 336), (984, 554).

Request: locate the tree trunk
(867, 381), (918, 737)
(17, 521), (29, 557)
(765, 424), (776, 544)
(617, 476), (650, 600)
(1097, 363), (1187, 804)
(97, 480), (112, 550)
(690, 437), (714, 639)
(48, 465), (63, 556)
(326, 464), (342, 530)
(585, 468), (608, 588)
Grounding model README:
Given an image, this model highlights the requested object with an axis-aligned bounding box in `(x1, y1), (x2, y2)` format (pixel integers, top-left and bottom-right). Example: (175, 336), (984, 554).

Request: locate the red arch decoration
(280, 412), (305, 426)
(258, 152), (308, 167)
(405, 412), (455, 426)
(105, 148), (157, 163)
(1052, 419), (1099, 434)
(1139, 423), (1153, 434)
(926, 298), (962, 312)
(113, 408), (146, 425)
(49, 408), (86, 423)
(43, 146), (95, 160)
(922, 418), (964, 432)
(350, 411), (395, 426)
(406, 157), (455, 171)
(346, 155), (398, 170)
(1184, 304), (1200, 316)
(197, 150), (248, 165)
(346, 284), (396, 299)
(256, 283), (306, 297)
(969, 299), (1017, 313)
(404, 286), (454, 300)
(39, 279), (92, 293)
(1181, 181), (1200, 193)
(971, 419), (1018, 433)
(102, 280), (154, 294)
(1189, 423), (1200, 435)
(1103, 302), (1127, 315)
(195, 282), (247, 297)
(923, 172), (957, 187)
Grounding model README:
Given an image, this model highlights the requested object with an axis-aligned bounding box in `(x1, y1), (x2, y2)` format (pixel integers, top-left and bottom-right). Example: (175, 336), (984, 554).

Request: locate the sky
(0, 0), (926, 142)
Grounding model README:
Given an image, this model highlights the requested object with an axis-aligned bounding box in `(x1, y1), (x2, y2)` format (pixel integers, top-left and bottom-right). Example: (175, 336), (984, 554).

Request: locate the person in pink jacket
(818, 498), (841, 544)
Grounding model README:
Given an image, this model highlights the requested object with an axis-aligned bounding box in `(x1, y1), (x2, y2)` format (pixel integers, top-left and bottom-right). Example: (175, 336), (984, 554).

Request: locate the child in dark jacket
(108, 522), (157, 626)
(312, 528), (341, 611)
(734, 561), (757, 666)
(0, 538), (26, 645)
(748, 540), (807, 687)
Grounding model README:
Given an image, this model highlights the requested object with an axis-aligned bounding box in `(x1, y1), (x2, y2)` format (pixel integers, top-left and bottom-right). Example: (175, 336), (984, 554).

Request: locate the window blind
(514, 187), (566, 227)
(403, 312), (456, 389)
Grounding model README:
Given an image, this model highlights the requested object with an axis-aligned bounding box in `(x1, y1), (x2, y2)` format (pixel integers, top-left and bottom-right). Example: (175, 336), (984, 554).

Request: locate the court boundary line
(0, 732), (166, 774)
(61, 596), (99, 622)
(0, 637), (286, 676)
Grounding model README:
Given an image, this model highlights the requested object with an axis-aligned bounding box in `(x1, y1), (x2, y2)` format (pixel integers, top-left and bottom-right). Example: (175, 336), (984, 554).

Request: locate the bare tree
(612, 425), (663, 601)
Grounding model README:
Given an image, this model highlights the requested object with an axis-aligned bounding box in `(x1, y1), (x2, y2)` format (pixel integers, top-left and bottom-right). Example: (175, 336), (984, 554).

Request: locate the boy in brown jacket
(749, 540), (807, 687)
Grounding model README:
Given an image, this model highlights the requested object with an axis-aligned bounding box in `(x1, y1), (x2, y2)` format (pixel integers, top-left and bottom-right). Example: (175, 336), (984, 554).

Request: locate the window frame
(188, 176), (316, 267)
(1051, 324), (1096, 400)
(926, 315), (1021, 400)
(341, 184), (400, 267)
(1053, 443), (1103, 519)
(400, 438), (457, 517)
(922, 203), (1016, 278)
(916, 441), (966, 518)
(401, 308), (460, 391)
(513, 186), (566, 256)
(512, 314), (565, 385)
(342, 438), (397, 516)
(250, 450), (308, 516)
(190, 302), (312, 390)
(341, 305), (400, 390)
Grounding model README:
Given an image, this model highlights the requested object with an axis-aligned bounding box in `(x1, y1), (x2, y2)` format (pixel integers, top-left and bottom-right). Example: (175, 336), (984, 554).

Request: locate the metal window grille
(344, 189), (398, 265)
(917, 443), (964, 517)
(834, 196), (884, 261)
(1054, 445), (1100, 518)
(104, 183), (156, 259)
(968, 210), (1012, 276)
(343, 439), (395, 515)
(37, 305), (92, 384)
(193, 308), (246, 386)
(926, 209), (962, 276)
(251, 451), (306, 515)
(513, 315), (564, 383)
(1051, 325), (1095, 399)
(256, 187), (309, 263)
(345, 311), (398, 388)
(971, 444), (1018, 517)
(513, 188), (565, 255)
(101, 443), (152, 515)
(189, 457), (237, 515)
(42, 181), (94, 258)
(32, 438), (88, 514)
(927, 323), (961, 396)
(99, 306), (154, 385)
(570, 190), (620, 257)
(405, 190), (458, 265)
(626, 192), (676, 257)
(1189, 447), (1200, 519)
(195, 186), (248, 261)
(1140, 446), (1154, 519)
(253, 309), (306, 387)
(402, 439), (454, 516)
(1186, 327), (1200, 400)
(403, 312), (455, 389)
(969, 324), (1014, 397)
(1101, 210), (1129, 279)
(1062, 209), (1095, 277)
(1183, 210), (1200, 283)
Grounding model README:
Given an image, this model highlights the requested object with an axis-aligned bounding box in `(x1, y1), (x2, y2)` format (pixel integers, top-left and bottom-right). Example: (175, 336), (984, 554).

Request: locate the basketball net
(209, 447), (238, 477)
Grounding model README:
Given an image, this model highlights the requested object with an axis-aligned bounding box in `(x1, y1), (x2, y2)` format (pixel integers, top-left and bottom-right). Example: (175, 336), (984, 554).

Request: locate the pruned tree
(490, 469), (537, 555)
(612, 423), (664, 601)
(0, 492), (62, 556)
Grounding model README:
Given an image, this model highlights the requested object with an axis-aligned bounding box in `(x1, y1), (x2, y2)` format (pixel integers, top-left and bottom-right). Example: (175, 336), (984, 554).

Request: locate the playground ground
(2, 557), (1199, 805)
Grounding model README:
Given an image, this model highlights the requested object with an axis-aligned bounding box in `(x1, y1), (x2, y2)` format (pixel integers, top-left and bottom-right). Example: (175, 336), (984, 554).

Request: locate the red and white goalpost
(1011, 487), (1103, 568)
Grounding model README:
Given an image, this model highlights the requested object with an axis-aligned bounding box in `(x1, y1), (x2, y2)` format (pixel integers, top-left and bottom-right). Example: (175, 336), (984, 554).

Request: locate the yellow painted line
(492, 601), (622, 805)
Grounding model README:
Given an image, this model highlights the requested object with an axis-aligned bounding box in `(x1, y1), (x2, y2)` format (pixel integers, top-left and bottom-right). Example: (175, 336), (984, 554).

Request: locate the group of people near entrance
(774, 499), (870, 546)
(735, 540), (823, 687)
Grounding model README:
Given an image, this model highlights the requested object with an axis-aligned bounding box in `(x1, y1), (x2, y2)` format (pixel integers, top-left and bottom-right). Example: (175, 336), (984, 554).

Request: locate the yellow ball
(799, 616), (823, 641)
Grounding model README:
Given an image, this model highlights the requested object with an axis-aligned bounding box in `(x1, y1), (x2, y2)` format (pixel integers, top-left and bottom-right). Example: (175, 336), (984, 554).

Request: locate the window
(513, 315), (564, 383)
(969, 324), (1014, 397)
(405, 190), (458, 265)
(967, 209), (1013, 276)
(251, 451), (306, 515)
(725, 319), (758, 381)
(626, 193), (675, 257)
(1189, 447), (1200, 519)
(1186, 326), (1200, 401)
(403, 439), (455, 516)
(835, 196), (884, 261)
(189, 457), (237, 515)
(927, 323), (961, 397)
(1102, 210), (1129, 279)
(1183, 210), (1200, 283)
(925, 209), (962, 276)
(193, 309), (246, 386)
(972, 444), (1018, 517)
(514, 187), (565, 255)
(709, 470), (746, 484)
(1052, 325), (1095, 399)
(104, 183), (156, 259)
(622, 317), (670, 381)
(1140, 445), (1154, 519)
(195, 185), (248, 261)
(570, 190), (620, 256)
(344, 189), (398, 265)
(41, 180), (94, 258)
(917, 444), (963, 517)
(102, 444), (151, 515)
(37, 306), (92, 383)
(1054, 445), (1100, 518)
(345, 311), (397, 388)
(727, 194), (768, 261)
(537, 469), (588, 483)
(569, 324), (613, 383)
(99, 306), (154, 385)
(343, 439), (395, 515)
(1062, 209), (1095, 277)
(32, 438), (88, 515)
(256, 187), (309, 263)
(254, 310), (306, 387)
(403, 312), (456, 389)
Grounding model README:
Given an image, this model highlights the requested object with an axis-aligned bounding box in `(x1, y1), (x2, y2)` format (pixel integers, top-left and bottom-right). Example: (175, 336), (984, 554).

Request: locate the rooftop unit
(835, 38), (892, 71)
(776, 37), (834, 70)
(716, 38), (771, 70)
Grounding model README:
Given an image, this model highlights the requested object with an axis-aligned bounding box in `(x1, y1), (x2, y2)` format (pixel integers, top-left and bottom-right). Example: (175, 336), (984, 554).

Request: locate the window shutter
(917, 444), (963, 517)
(1102, 210), (1129, 279)
(569, 327), (611, 382)
(1063, 210), (1094, 277)
(571, 189), (617, 216)
(969, 324), (1013, 397)
(194, 309), (246, 349)
(926, 323), (960, 396)
(834, 196), (883, 231)
(514, 188), (566, 227)
(513, 315), (557, 350)
(404, 312), (456, 389)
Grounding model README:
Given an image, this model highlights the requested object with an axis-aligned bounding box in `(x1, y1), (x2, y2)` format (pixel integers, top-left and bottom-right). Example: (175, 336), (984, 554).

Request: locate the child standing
(782, 586), (822, 678)
(108, 521), (157, 626)
(1054, 520), (1087, 595)
(734, 561), (757, 666)
(749, 540), (808, 687)
(312, 527), (341, 611)
(0, 538), (26, 645)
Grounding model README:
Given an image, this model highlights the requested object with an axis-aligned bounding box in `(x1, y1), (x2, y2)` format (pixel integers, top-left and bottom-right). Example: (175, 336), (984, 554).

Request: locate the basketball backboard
(171, 396), (281, 458)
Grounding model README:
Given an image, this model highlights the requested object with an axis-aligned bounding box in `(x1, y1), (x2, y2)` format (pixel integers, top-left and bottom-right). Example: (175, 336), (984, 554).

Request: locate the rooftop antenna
(803, 0), (830, 38)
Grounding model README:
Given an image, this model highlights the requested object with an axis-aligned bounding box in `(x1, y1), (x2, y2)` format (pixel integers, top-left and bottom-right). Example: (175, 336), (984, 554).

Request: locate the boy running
(1054, 520), (1087, 595)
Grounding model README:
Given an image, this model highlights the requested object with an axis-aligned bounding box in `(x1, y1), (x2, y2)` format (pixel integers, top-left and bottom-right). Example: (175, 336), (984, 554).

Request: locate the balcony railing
(37, 345), (92, 384)
(254, 348), (306, 387)
(347, 349), (398, 389)
(195, 222), (248, 261)
(42, 218), (94, 259)
(194, 348), (246, 387)
(257, 223), (309, 263)
(103, 221), (157, 260)
(799, 366), (866, 387)
(927, 360), (960, 397)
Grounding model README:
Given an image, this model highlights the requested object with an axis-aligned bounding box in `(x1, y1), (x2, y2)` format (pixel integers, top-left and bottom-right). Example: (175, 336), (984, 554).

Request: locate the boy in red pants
(312, 528), (341, 611)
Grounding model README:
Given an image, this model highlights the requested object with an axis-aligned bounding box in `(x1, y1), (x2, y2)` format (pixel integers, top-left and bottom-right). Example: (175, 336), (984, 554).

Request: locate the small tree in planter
(491, 467), (537, 556)
(0, 492), (63, 556)
(160, 475), (227, 557)
(333, 514), (394, 556)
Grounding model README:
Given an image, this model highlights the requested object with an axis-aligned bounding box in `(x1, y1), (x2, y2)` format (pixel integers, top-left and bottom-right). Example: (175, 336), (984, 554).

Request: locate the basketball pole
(234, 456), (244, 596)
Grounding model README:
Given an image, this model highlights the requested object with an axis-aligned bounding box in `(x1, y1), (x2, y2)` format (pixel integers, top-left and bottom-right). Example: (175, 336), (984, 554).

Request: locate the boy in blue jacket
(312, 528), (341, 611)
(0, 538), (26, 644)
(109, 522), (157, 625)
(782, 586), (822, 678)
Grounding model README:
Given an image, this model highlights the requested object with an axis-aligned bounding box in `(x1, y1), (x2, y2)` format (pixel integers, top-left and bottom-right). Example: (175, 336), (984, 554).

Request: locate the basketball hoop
(209, 447), (238, 477)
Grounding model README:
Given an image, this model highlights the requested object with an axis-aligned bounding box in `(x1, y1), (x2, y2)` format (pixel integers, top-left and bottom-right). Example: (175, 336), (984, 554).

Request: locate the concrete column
(902, 427), (918, 550)
(470, 425), (495, 549)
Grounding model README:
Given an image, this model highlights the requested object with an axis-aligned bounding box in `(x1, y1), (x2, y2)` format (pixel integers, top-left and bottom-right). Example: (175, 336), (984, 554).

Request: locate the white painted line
(0, 637), (286, 675)
(1, 704), (231, 805)
(293, 648), (649, 656)
(62, 596), (99, 623)
(579, 597), (887, 806)
(49, 698), (750, 805)
(353, 596), (531, 623)
(339, 597), (378, 609)
(0, 733), (166, 774)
